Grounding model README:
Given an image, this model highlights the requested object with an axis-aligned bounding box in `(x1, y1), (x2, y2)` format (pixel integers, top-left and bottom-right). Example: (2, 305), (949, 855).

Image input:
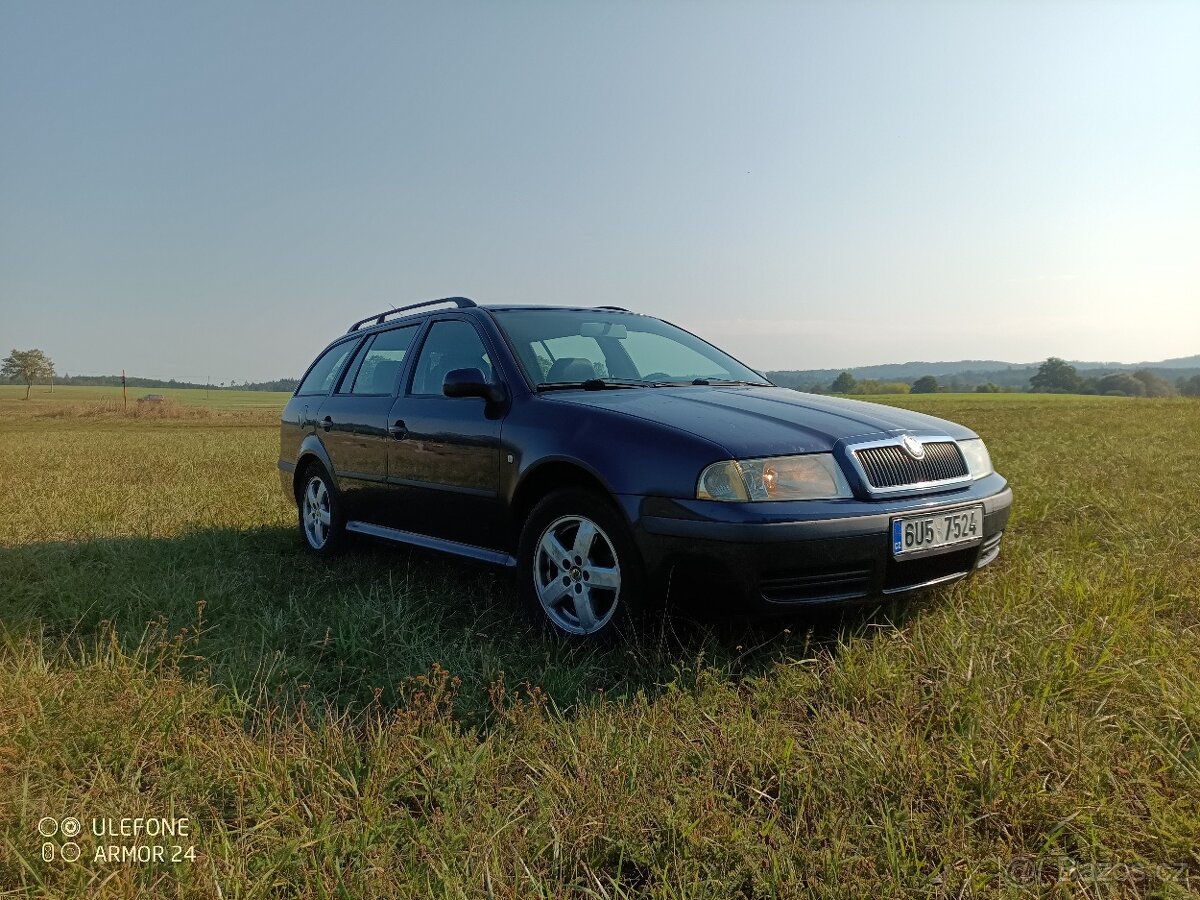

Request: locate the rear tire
(517, 489), (645, 640)
(297, 463), (346, 556)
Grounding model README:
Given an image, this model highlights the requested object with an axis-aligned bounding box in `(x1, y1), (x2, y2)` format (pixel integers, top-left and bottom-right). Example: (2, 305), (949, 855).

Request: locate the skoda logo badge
(900, 434), (926, 460)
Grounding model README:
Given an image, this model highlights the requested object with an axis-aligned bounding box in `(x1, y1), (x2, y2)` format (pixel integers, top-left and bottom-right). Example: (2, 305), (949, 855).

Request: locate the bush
(1131, 369), (1176, 397)
(1094, 373), (1145, 397)
(854, 380), (910, 395)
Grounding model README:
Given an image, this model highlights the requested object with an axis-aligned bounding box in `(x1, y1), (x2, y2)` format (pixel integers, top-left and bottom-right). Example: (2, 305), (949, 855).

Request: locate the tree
(975, 382), (1001, 393)
(1095, 372), (1145, 397)
(1029, 357), (1081, 393)
(1177, 374), (1200, 397)
(2, 348), (55, 400)
(1131, 369), (1176, 397)
(911, 375), (939, 394)
(830, 371), (857, 393)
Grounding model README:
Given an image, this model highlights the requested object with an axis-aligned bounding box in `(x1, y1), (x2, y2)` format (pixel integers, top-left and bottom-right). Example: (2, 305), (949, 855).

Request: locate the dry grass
(34, 397), (217, 419)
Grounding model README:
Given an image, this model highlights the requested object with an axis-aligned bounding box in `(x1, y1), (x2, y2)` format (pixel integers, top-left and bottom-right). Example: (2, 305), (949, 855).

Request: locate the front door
(385, 318), (505, 550)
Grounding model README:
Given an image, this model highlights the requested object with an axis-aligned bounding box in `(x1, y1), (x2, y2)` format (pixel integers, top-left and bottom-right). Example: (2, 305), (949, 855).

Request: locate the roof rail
(594, 305), (629, 312)
(347, 297), (477, 332)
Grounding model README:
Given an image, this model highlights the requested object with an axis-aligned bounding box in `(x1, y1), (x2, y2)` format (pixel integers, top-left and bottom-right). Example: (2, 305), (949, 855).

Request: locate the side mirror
(443, 368), (507, 404)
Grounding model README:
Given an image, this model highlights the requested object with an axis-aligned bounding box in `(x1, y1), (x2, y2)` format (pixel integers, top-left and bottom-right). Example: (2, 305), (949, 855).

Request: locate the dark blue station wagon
(280, 297), (1012, 639)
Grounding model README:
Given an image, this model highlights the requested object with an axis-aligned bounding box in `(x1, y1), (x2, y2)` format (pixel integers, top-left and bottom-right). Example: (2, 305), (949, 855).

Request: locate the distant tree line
(8, 345), (1197, 400)
(813, 370), (1020, 396)
(773, 364), (1041, 392)
(0, 369), (300, 393)
(797, 356), (1199, 397)
(1029, 357), (1190, 397)
(815, 371), (911, 395)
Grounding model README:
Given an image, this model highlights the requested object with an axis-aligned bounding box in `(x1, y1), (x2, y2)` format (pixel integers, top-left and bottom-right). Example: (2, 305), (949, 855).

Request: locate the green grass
(1, 391), (1198, 897)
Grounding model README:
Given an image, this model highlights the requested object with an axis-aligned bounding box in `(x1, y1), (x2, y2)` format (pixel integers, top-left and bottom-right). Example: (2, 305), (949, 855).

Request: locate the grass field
(0, 384), (293, 411)
(1, 387), (1197, 897)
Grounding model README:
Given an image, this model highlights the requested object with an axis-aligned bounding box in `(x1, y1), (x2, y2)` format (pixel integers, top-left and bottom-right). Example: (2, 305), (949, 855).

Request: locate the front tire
(517, 489), (645, 640)
(298, 464), (346, 555)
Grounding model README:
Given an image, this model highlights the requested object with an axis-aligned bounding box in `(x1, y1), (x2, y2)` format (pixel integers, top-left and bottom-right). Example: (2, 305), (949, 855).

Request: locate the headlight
(697, 454), (853, 501)
(958, 438), (993, 479)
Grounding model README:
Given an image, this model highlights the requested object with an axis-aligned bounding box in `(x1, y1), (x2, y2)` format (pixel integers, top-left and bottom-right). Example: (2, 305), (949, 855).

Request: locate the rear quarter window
(297, 341), (357, 396)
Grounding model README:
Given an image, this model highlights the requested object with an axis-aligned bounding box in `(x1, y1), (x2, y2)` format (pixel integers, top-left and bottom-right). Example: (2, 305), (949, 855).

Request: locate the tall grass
(0, 393), (1197, 897)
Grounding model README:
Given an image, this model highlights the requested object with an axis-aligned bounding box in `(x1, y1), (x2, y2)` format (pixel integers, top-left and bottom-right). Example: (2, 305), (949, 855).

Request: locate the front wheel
(298, 464), (346, 555)
(517, 489), (645, 640)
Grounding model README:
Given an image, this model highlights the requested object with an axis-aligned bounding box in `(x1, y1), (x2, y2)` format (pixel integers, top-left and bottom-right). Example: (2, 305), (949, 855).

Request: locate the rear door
(315, 325), (419, 522)
(384, 317), (506, 549)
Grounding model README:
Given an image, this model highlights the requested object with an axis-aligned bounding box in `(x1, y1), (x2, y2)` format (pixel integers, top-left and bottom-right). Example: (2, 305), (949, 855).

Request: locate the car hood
(542, 386), (975, 457)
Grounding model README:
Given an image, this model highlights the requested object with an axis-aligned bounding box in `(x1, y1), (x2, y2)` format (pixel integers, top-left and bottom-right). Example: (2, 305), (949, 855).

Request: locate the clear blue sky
(2, 1), (1197, 381)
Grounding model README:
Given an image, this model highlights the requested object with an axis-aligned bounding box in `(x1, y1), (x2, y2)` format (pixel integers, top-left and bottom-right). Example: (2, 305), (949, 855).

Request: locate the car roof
(478, 304), (643, 314)
(341, 303), (650, 338)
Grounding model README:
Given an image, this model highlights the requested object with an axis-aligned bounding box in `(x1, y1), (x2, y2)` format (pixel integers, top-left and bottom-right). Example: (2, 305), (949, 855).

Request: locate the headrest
(546, 357), (597, 383)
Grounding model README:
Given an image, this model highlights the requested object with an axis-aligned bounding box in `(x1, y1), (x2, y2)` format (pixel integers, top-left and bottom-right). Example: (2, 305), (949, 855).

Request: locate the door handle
(321, 416), (333, 432)
(389, 419), (408, 440)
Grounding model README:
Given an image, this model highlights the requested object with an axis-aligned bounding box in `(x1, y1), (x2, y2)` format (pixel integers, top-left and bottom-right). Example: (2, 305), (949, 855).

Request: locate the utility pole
(122, 369), (128, 413)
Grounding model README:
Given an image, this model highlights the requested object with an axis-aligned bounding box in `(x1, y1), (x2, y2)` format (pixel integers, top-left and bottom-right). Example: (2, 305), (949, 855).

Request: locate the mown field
(1, 386), (1197, 897)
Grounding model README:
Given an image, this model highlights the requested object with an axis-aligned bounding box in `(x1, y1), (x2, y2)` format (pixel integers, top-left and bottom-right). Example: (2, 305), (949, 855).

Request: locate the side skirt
(344, 520), (516, 568)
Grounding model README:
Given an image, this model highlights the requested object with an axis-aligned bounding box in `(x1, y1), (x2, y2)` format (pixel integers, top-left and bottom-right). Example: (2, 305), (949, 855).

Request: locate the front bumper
(622, 475), (1013, 611)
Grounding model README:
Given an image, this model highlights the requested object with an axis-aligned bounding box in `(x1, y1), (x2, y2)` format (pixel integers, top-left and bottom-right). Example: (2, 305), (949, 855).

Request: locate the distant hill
(766, 355), (1200, 391)
(1145, 354), (1200, 369)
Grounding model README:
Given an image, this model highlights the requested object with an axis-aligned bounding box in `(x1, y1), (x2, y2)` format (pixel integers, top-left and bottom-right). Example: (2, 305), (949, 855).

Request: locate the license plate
(892, 505), (984, 557)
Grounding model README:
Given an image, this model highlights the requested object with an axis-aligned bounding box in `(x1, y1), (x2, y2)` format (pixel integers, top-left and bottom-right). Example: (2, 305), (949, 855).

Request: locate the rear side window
(297, 341), (357, 396)
(342, 325), (419, 395)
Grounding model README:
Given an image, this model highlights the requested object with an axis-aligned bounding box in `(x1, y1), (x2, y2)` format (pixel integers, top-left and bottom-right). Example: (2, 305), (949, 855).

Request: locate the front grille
(854, 441), (967, 489)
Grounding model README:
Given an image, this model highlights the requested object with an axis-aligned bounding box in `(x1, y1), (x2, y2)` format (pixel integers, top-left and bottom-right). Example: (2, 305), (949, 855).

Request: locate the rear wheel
(518, 489), (645, 640)
(298, 463), (346, 555)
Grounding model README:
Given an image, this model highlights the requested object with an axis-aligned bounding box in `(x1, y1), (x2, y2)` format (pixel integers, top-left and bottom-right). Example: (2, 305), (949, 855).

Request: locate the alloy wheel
(533, 514), (622, 635)
(302, 475), (332, 549)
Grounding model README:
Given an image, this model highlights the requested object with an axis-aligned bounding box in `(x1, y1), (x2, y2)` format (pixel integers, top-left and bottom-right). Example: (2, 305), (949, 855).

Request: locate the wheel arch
(293, 437), (335, 503)
(510, 458), (619, 530)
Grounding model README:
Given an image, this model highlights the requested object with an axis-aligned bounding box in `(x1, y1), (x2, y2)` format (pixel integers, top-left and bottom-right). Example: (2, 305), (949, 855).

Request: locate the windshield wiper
(535, 378), (649, 393)
(650, 378), (772, 387)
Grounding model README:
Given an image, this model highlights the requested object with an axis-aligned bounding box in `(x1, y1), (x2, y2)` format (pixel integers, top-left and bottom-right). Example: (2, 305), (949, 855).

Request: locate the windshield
(491, 309), (770, 388)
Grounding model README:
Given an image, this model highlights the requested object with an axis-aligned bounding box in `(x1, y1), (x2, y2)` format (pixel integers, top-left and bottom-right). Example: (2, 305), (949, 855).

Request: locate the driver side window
(410, 320), (492, 396)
